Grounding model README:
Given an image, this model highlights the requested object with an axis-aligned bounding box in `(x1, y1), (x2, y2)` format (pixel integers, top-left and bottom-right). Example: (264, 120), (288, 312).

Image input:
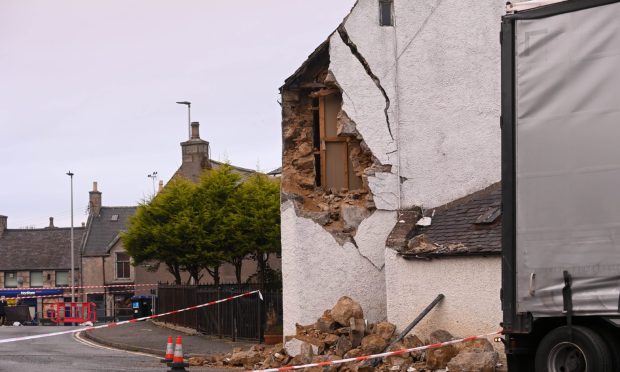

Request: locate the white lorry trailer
(501, 0), (620, 371)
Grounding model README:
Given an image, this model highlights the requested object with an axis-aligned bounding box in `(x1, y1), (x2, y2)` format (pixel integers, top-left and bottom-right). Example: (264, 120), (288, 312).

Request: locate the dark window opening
(312, 98), (321, 149)
(314, 154), (322, 187)
(380, 0), (394, 26)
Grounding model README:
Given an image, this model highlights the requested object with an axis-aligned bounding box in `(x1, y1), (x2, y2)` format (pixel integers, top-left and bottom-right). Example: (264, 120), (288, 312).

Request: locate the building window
(30, 271), (43, 287)
(380, 0), (394, 26)
(4, 272), (18, 288)
(312, 93), (364, 191)
(116, 252), (131, 279)
(55, 271), (69, 287)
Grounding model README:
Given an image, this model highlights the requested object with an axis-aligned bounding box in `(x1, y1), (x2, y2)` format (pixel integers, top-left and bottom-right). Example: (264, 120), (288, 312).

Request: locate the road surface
(0, 326), (196, 371)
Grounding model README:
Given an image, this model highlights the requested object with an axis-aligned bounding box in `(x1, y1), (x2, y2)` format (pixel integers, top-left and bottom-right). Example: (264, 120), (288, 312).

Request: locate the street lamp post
(176, 101), (191, 139)
(66, 171), (75, 304)
(147, 171), (158, 195)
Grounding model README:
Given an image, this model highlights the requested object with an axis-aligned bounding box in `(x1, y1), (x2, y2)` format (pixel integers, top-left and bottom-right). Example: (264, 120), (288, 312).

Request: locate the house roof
(267, 167), (282, 176)
(81, 206), (136, 257)
(398, 183), (502, 259)
(172, 159), (257, 184)
(210, 160), (256, 178)
(0, 227), (85, 271)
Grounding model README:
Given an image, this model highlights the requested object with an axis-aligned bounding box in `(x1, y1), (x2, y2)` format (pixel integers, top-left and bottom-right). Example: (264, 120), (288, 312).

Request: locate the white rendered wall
(282, 0), (503, 334)
(385, 249), (502, 342)
(282, 202), (395, 335)
(331, 0), (502, 210)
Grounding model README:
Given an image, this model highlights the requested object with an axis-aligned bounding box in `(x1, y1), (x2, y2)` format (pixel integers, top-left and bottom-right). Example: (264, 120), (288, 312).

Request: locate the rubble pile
(197, 296), (501, 371)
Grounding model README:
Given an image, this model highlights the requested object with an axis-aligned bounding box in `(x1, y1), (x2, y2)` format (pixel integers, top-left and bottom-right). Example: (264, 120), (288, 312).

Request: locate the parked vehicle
(501, 0), (620, 370)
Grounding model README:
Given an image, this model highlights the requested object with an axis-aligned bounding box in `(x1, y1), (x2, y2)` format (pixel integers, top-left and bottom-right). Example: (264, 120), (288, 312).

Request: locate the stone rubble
(197, 296), (501, 371)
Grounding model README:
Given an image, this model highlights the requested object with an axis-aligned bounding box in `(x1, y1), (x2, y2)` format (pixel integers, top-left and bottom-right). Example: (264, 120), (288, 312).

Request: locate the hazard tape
(0, 290), (262, 344)
(0, 283), (158, 292)
(248, 331), (502, 372)
(5, 289), (150, 300)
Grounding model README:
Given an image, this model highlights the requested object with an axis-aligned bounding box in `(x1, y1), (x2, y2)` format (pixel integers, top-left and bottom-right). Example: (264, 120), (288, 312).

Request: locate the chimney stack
(89, 181), (102, 216)
(0, 215), (7, 237)
(48, 217), (55, 228)
(158, 180), (164, 192)
(190, 121), (200, 139)
(179, 121), (210, 181)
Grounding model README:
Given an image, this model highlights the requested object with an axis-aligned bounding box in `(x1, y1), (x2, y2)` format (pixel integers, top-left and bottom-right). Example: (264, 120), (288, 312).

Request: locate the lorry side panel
(513, 2), (620, 317)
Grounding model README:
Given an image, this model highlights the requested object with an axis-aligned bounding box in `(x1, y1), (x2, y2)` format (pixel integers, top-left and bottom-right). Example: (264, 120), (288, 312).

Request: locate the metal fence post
(217, 286), (222, 339)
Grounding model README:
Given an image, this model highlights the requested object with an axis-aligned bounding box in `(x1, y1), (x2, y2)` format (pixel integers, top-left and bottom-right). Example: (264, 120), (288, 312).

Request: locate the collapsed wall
(280, 29), (398, 333)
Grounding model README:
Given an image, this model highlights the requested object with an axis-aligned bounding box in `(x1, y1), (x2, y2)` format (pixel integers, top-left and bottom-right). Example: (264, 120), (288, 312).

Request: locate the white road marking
(73, 331), (163, 360)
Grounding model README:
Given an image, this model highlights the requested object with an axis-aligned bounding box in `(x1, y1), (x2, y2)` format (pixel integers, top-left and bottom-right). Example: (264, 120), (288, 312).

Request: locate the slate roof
(398, 182), (502, 259)
(0, 227), (84, 270)
(81, 206), (136, 257)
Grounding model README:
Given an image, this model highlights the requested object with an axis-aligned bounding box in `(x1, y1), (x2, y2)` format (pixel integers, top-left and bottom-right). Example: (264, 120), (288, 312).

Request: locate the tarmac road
(0, 326), (208, 372)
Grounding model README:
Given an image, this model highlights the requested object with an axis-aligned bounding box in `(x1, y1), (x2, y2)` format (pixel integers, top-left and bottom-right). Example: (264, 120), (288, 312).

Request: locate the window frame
(4, 271), (18, 288)
(30, 271), (43, 288)
(312, 92), (363, 191)
(115, 252), (131, 280)
(55, 271), (69, 287)
(379, 0), (394, 27)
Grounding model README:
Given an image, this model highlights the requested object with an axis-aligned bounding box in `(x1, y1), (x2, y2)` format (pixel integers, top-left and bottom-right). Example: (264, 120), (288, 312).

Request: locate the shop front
(0, 289), (64, 321)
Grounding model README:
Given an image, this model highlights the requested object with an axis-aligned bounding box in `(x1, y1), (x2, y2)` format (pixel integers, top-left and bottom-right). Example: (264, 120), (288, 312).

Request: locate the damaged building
(280, 0), (503, 344)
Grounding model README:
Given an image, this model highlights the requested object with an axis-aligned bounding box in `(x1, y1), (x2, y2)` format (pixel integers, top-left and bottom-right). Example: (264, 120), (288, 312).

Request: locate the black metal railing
(157, 283), (282, 342)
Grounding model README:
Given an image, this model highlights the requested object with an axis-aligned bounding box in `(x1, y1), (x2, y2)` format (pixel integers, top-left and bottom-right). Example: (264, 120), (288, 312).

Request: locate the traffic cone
(160, 336), (174, 363)
(167, 336), (189, 371)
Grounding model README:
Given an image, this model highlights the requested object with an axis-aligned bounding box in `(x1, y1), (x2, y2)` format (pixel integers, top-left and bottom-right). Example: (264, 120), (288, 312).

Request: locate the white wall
(282, 0), (503, 334)
(282, 202), (394, 335)
(331, 0), (502, 210)
(385, 249), (502, 342)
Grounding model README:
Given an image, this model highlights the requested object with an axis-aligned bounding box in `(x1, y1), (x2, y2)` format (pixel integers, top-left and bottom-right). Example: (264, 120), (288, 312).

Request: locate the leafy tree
(122, 178), (196, 284)
(236, 173), (281, 285)
(122, 165), (281, 287)
(192, 165), (243, 285)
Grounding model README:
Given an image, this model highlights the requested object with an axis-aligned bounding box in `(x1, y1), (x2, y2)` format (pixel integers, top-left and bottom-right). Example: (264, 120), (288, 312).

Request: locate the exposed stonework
(280, 42), (385, 242)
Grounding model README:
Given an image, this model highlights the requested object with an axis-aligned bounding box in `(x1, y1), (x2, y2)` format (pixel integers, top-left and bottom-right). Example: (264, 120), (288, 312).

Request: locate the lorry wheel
(535, 325), (612, 372)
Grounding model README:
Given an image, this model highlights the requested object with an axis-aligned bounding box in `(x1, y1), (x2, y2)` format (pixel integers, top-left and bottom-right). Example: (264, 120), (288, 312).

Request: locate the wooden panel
(348, 143), (364, 190)
(324, 94), (340, 137)
(325, 142), (347, 191)
(319, 97), (326, 187)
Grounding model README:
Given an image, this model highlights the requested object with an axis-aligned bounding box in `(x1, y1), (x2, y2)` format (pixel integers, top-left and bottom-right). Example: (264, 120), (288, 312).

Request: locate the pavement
(82, 320), (254, 359)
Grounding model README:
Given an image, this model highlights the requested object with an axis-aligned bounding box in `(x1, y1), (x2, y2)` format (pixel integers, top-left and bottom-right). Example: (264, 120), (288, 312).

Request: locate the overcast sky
(0, 0), (356, 228)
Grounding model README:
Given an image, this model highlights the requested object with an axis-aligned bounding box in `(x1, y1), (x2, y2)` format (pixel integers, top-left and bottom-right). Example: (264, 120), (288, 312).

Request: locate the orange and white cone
(167, 336), (189, 371)
(160, 336), (174, 363)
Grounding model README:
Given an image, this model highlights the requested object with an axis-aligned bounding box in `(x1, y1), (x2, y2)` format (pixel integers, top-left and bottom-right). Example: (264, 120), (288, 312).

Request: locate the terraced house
(0, 215), (84, 321)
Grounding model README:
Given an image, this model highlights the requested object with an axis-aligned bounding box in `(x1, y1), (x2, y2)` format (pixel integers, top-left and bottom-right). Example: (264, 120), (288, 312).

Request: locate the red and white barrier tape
(248, 330), (502, 372)
(0, 290), (262, 344)
(5, 289), (148, 300)
(0, 283), (158, 292)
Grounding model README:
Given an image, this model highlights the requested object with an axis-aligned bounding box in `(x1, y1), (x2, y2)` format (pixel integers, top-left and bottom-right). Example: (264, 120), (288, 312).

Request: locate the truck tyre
(535, 325), (612, 372)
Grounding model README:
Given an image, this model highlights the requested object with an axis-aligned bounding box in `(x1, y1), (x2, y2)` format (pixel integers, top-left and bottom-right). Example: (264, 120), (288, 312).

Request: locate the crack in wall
(337, 25), (394, 141)
(350, 237), (385, 271)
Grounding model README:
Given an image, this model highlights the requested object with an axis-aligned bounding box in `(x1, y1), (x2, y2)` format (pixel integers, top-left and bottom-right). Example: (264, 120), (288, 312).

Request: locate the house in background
(80, 121), (281, 319)
(0, 215), (84, 321)
(280, 0), (503, 343)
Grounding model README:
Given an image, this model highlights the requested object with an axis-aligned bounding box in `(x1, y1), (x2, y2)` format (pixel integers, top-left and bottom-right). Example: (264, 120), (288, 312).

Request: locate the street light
(147, 171), (158, 194)
(66, 171), (75, 304)
(176, 101), (191, 139)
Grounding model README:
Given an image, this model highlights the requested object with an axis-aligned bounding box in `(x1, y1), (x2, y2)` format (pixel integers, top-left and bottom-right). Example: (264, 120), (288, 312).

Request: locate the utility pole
(66, 171), (75, 304)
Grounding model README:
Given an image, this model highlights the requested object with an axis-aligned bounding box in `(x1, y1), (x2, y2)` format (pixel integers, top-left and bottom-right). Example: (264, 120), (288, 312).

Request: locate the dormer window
(110, 214), (119, 221)
(380, 0), (394, 26)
